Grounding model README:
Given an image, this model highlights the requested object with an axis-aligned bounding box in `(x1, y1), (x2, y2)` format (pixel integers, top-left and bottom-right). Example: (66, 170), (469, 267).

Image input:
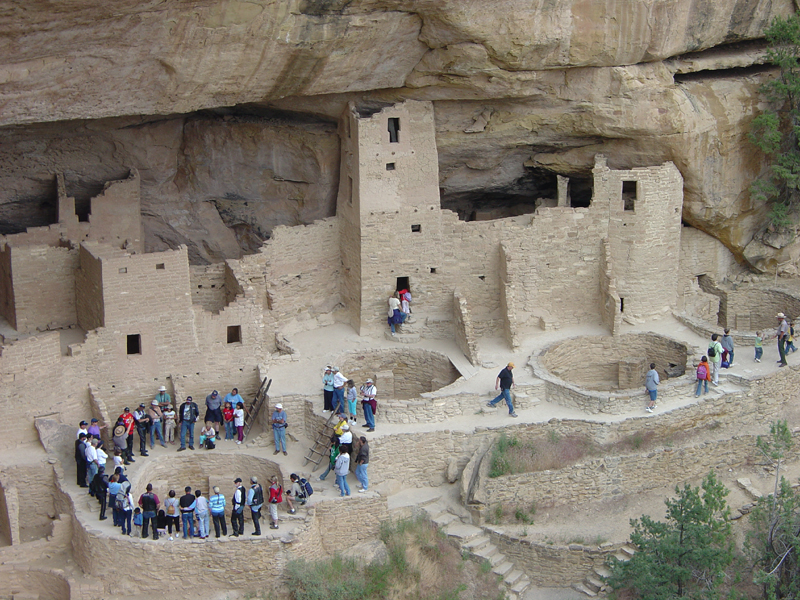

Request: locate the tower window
(227, 325), (242, 344)
(622, 181), (637, 211)
(388, 118), (400, 143)
(386, 162), (396, 171)
(411, 224), (421, 233)
(156, 263), (165, 270)
(126, 334), (141, 355)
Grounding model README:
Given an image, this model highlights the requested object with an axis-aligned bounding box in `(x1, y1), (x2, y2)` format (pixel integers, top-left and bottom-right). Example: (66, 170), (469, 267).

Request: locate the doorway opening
(396, 277), (409, 293)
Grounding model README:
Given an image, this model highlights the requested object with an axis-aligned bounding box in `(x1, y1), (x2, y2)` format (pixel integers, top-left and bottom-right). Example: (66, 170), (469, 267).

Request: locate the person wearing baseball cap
(205, 390), (223, 437)
(272, 403), (288, 456)
(486, 362), (517, 417)
(118, 407), (136, 463)
(133, 404), (151, 457)
(231, 477), (246, 536)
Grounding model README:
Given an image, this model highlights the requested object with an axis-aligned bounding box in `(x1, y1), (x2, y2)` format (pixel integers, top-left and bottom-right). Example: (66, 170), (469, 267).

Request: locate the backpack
(205, 438), (215, 450)
(696, 363), (708, 380)
(300, 478), (313, 498)
(115, 480), (130, 510)
(252, 484), (264, 506)
(707, 345), (716, 358)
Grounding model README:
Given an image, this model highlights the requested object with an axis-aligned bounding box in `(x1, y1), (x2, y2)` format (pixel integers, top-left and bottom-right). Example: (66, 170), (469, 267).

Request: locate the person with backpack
(695, 355), (711, 397)
(164, 490), (180, 537)
(286, 473), (313, 513)
(108, 473), (122, 526)
(267, 476), (282, 529)
(708, 334), (723, 385)
(247, 476), (264, 535)
(119, 480), (133, 536)
(137, 483), (160, 540)
(231, 478), (246, 536)
(721, 328), (735, 367)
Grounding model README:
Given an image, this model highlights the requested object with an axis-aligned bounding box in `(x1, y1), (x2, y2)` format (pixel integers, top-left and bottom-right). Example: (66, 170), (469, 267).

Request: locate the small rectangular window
(386, 162), (396, 171)
(620, 298), (625, 313)
(430, 267), (437, 274)
(126, 334), (141, 355)
(388, 118), (400, 143)
(411, 224), (421, 233)
(227, 325), (242, 344)
(622, 181), (637, 211)
(118, 267), (127, 274)
(156, 263), (165, 270)
(348, 176), (353, 205)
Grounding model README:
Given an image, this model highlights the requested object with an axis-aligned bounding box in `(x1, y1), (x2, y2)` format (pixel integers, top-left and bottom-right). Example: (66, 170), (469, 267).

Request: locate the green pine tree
(606, 471), (734, 600)
(750, 13), (800, 227)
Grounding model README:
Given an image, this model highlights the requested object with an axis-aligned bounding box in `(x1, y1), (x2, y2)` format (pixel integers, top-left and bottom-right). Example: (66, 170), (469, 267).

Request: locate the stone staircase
(571, 544), (635, 597)
(421, 500), (531, 600)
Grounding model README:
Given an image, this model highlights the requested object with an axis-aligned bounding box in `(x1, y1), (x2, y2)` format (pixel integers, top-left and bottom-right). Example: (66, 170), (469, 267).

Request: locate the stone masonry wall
(8, 244), (78, 334)
(190, 263), (228, 312)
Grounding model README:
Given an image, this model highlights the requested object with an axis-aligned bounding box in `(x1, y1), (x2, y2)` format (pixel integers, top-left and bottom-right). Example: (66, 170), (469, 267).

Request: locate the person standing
(234, 402), (246, 445)
(209, 486), (227, 538)
(487, 363), (517, 417)
(695, 355), (711, 397)
(177, 396), (199, 451)
(205, 390), (223, 434)
(322, 366), (335, 412)
(708, 334), (723, 385)
(318, 436), (340, 483)
(332, 367), (347, 415)
(267, 477), (282, 529)
(195, 489), (209, 539)
(721, 329), (735, 366)
(334, 447), (351, 497)
(222, 389), (243, 440)
(133, 404), (151, 457)
(164, 490), (180, 536)
(247, 476), (264, 535)
(138, 483), (160, 540)
(147, 399), (166, 449)
(155, 385), (172, 413)
(85, 438), (100, 490)
(230, 478), (246, 536)
(387, 292), (407, 335)
(360, 379), (377, 432)
(119, 407), (136, 461)
(179, 486), (196, 539)
(346, 379), (358, 424)
(75, 432), (89, 488)
(355, 436), (369, 493)
(755, 331), (763, 363)
(645, 363), (659, 413)
(163, 404), (177, 445)
(776, 313), (790, 367)
(272, 403), (288, 456)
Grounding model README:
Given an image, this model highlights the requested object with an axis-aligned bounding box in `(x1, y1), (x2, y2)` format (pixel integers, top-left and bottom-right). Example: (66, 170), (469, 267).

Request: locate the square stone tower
(337, 100), (446, 334)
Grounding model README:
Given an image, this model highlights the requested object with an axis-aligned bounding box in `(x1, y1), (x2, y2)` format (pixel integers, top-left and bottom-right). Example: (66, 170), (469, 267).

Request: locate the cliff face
(0, 0), (795, 267)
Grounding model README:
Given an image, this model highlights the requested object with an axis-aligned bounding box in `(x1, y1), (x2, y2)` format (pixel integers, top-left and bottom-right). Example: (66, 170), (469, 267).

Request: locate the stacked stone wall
(190, 263), (228, 312)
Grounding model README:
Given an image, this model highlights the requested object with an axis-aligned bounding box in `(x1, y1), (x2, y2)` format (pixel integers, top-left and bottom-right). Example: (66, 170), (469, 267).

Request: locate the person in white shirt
(85, 439), (100, 490)
(332, 367), (347, 415)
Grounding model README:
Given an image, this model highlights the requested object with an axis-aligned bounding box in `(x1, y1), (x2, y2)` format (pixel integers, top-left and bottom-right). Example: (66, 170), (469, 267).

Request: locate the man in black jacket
(230, 477), (246, 536)
(177, 396), (199, 451)
(133, 404), (151, 457)
(75, 433), (88, 487)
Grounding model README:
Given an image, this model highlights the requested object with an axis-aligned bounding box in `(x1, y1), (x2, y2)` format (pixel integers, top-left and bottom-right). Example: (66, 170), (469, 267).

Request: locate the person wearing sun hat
(271, 403), (288, 456)
(486, 362), (517, 417)
(155, 385), (172, 413)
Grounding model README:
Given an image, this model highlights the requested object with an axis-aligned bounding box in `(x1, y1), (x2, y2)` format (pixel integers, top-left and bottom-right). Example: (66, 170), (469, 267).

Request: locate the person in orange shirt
(695, 355), (712, 397)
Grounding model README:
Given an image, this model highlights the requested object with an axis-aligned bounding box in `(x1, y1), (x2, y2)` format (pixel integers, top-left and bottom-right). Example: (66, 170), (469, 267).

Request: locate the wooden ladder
(242, 376), (271, 442)
(302, 412), (337, 470)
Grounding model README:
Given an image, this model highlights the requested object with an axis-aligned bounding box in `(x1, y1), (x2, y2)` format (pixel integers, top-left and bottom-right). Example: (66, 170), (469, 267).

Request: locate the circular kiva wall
(128, 453), (284, 504)
(335, 348), (460, 400)
(541, 334), (689, 392)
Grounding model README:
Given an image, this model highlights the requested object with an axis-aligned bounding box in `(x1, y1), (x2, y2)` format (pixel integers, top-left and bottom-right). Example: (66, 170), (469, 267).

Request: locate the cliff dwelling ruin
(4, 2), (800, 599)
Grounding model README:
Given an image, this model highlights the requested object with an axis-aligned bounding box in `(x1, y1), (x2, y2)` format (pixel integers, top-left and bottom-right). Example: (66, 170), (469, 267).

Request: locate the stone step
(492, 561), (514, 577)
(621, 545), (636, 557)
(474, 544), (504, 566)
(572, 582), (598, 597)
(462, 535), (491, 551)
(384, 330), (420, 343)
(510, 578), (530, 595)
(431, 512), (459, 527)
(443, 522), (482, 541)
(612, 552), (630, 562)
(593, 566), (612, 579)
(505, 569), (524, 585)
(586, 575), (605, 591)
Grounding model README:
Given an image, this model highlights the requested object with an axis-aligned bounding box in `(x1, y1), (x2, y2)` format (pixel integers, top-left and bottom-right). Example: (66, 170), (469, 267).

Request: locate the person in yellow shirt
(333, 414), (347, 436)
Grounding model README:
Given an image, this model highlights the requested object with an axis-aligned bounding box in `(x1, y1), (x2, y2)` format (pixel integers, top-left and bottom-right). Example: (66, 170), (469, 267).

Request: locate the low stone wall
(334, 348), (460, 399)
(487, 528), (624, 587)
(675, 311), (760, 347)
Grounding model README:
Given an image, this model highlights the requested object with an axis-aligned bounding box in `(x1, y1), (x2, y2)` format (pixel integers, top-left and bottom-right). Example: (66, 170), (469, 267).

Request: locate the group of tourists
(321, 366), (377, 432)
(387, 289), (412, 335)
(105, 386), (249, 466)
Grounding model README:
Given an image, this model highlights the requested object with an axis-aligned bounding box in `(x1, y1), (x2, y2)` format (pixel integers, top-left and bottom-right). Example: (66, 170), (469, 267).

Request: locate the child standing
(223, 402), (235, 440)
(133, 507), (143, 537)
(695, 355), (711, 397)
(163, 405), (176, 444)
(234, 402), (245, 445)
(755, 331), (763, 363)
(346, 380), (357, 424)
(788, 320), (797, 353)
